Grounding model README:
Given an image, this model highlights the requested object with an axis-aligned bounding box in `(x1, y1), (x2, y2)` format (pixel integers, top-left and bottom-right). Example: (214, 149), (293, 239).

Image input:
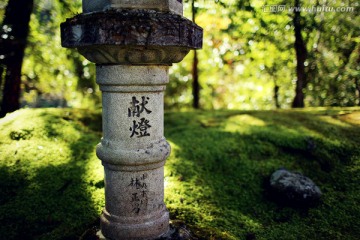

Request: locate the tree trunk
(192, 49), (200, 109)
(191, 0), (200, 109)
(0, 0), (34, 117)
(355, 44), (360, 106)
(292, 0), (308, 108)
(0, 66), (3, 90)
(274, 84), (280, 109)
(355, 79), (360, 106)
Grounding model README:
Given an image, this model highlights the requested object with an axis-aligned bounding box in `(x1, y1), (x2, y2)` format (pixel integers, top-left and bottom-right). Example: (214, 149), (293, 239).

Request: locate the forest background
(0, 0), (359, 116)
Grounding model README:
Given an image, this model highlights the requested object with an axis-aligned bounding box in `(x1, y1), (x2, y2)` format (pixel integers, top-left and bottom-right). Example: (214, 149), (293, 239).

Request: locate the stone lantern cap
(82, 0), (183, 15)
(61, 9), (202, 65)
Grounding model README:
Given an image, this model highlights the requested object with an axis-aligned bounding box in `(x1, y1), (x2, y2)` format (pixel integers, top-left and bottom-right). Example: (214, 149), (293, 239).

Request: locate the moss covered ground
(0, 108), (359, 240)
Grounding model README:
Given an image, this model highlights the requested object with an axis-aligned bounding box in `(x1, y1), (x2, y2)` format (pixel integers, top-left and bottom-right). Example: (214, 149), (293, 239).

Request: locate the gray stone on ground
(80, 220), (196, 240)
(157, 220), (195, 240)
(269, 168), (322, 206)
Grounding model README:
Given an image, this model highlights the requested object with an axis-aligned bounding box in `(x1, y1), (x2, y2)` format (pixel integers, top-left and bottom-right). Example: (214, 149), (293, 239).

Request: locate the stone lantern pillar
(61, 1), (202, 239)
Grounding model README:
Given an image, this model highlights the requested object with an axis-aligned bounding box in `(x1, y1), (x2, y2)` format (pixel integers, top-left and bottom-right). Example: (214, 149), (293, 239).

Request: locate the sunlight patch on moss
(338, 112), (360, 125)
(223, 114), (266, 133)
(318, 115), (352, 127)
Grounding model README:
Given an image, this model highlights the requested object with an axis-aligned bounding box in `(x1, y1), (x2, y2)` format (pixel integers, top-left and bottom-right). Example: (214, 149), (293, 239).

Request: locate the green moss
(0, 109), (103, 240)
(1, 108), (360, 239)
(164, 108), (360, 239)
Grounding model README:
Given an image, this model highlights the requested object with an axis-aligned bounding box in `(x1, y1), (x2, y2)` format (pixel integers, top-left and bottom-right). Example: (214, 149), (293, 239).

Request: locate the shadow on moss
(0, 109), (103, 240)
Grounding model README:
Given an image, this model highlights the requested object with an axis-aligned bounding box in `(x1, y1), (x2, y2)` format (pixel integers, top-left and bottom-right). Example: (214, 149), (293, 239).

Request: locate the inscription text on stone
(128, 96), (152, 138)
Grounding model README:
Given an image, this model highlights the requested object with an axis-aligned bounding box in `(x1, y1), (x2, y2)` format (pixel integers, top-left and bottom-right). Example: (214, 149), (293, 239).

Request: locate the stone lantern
(61, 0), (202, 239)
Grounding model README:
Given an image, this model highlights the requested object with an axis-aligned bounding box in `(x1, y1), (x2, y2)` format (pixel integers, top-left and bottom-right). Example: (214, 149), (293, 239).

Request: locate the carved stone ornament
(61, 9), (202, 65)
(82, 0), (183, 15)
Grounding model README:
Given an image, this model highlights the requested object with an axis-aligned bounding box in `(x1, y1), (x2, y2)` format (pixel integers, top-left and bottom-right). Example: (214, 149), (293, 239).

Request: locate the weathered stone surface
(81, 220), (194, 240)
(60, 9), (202, 64)
(101, 168), (169, 239)
(77, 45), (191, 65)
(83, 0), (183, 15)
(269, 169), (322, 206)
(96, 65), (170, 239)
(157, 220), (194, 240)
(96, 65), (171, 171)
(61, 2), (202, 239)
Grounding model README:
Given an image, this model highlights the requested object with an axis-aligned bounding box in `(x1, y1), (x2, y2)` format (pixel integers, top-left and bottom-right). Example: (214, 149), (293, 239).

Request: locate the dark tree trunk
(0, 66), (3, 89)
(192, 49), (200, 109)
(0, 0), (34, 117)
(274, 84), (280, 109)
(292, 0), (308, 108)
(191, 0), (200, 109)
(355, 45), (360, 106)
(356, 79), (360, 106)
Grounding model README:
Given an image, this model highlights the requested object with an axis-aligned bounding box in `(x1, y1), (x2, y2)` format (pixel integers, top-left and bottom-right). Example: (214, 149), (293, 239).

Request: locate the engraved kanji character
(129, 118), (151, 138)
(128, 96), (152, 117)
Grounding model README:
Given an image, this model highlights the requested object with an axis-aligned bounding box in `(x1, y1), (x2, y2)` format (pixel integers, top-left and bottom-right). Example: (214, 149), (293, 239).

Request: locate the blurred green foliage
(167, 0), (360, 109)
(20, 0), (100, 109)
(1, 0), (358, 110)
